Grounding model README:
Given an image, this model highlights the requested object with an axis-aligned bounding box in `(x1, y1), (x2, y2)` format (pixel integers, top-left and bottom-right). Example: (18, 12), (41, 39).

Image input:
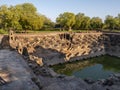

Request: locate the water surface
(52, 55), (120, 80)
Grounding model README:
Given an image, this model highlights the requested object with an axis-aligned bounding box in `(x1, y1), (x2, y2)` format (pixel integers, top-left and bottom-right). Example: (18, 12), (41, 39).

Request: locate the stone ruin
(0, 30), (120, 90)
(5, 30), (120, 66)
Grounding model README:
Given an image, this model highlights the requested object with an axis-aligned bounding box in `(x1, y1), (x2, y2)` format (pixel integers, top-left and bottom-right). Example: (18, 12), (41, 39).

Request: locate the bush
(0, 29), (8, 34)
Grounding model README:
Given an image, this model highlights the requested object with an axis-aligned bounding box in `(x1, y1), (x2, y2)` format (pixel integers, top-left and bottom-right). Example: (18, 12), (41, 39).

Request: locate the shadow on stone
(0, 77), (7, 86)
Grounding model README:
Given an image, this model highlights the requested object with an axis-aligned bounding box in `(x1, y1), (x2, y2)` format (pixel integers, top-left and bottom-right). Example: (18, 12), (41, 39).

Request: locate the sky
(0, 0), (120, 22)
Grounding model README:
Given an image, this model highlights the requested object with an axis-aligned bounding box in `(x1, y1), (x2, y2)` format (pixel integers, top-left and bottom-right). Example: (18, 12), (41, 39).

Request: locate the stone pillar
(17, 43), (23, 54)
(9, 29), (17, 49)
(9, 29), (14, 43)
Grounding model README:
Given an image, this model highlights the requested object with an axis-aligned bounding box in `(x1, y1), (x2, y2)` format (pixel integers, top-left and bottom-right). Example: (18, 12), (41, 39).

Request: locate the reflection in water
(52, 55), (120, 80)
(73, 64), (113, 80)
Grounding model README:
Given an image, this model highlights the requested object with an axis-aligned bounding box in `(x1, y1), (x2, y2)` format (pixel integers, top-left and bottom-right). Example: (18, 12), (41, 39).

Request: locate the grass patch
(15, 29), (91, 34)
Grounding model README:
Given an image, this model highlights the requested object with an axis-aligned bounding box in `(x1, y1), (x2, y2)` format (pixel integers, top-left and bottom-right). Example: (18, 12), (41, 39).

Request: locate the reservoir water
(52, 55), (120, 80)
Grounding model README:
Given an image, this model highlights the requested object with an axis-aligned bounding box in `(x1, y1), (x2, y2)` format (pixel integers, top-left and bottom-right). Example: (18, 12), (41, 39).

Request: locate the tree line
(0, 3), (120, 32)
(56, 12), (120, 31)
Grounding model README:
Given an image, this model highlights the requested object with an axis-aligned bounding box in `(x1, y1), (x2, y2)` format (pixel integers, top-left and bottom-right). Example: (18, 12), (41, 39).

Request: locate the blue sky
(0, 0), (120, 22)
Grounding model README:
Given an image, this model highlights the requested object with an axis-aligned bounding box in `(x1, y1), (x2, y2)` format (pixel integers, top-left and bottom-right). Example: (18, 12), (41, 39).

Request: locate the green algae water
(52, 55), (120, 80)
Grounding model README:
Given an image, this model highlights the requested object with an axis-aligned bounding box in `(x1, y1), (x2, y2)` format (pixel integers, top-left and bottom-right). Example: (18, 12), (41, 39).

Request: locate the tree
(15, 3), (46, 31)
(81, 16), (90, 30)
(0, 3), (52, 31)
(0, 5), (9, 29)
(18, 3), (37, 30)
(115, 14), (120, 30)
(90, 17), (103, 30)
(8, 6), (22, 30)
(56, 12), (75, 31)
(42, 15), (55, 30)
(104, 15), (116, 30)
(74, 13), (85, 30)
(73, 13), (91, 30)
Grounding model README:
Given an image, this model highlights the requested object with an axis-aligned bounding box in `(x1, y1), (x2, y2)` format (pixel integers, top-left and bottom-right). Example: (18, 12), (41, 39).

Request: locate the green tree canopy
(0, 3), (52, 31)
(74, 13), (85, 30)
(104, 15), (116, 30)
(56, 12), (75, 31)
(42, 15), (55, 30)
(0, 5), (9, 29)
(90, 17), (103, 30)
(115, 14), (120, 30)
(81, 16), (90, 30)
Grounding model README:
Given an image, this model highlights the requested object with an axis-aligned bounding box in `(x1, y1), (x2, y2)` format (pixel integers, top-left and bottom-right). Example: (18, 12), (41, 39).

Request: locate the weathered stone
(0, 35), (10, 49)
(84, 78), (95, 84)
(36, 58), (43, 66)
(22, 47), (29, 56)
(0, 50), (39, 90)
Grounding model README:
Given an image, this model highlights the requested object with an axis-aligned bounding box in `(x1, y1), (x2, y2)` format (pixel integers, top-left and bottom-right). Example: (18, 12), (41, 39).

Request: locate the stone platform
(0, 49), (39, 90)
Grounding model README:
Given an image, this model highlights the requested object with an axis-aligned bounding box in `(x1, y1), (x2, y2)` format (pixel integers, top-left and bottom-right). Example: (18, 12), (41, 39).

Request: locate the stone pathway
(0, 49), (39, 90)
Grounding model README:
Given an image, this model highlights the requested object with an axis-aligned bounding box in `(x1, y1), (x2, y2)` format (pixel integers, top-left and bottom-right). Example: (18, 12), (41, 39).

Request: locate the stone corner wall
(104, 33), (120, 57)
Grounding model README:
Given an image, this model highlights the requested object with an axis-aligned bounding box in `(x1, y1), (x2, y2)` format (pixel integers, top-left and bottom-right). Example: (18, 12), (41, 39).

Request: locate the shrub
(0, 29), (8, 34)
